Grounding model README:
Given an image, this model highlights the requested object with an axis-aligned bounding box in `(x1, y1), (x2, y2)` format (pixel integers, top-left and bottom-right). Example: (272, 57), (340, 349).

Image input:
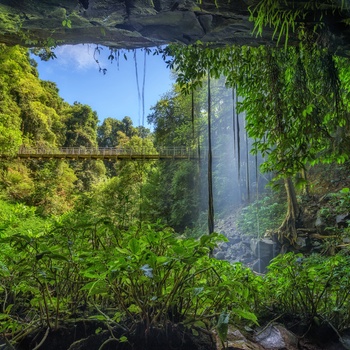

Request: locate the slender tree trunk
(244, 120), (250, 202)
(191, 88), (195, 140)
(232, 88), (236, 156)
(301, 168), (310, 196)
(278, 177), (299, 245)
(233, 87), (241, 204)
(236, 91), (241, 183)
(255, 142), (258, 198)
(207, 73), (214, 235)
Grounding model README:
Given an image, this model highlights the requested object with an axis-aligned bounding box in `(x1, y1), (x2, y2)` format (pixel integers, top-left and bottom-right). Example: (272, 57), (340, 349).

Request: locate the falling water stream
(196, 76), (271, 271)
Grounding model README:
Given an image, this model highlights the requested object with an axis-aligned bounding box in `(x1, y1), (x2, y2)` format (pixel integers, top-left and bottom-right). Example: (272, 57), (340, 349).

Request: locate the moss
(0, 5), (21, 32)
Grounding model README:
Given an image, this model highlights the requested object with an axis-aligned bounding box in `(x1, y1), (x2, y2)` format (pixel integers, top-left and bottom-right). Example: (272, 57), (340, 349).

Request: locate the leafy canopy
(163, 40), (350, 179)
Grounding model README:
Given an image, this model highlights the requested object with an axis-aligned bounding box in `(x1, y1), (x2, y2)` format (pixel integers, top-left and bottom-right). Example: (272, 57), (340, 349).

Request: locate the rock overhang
(0, 0), (350, 56)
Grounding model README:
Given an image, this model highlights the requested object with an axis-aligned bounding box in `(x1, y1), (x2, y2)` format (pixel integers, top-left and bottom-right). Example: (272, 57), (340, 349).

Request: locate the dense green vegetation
(2, 191), (350, 348)
(0, 203), (259, 344)
(1, 36), (350, 349)
(0, 44), (201, 227)
(0, 44), (238, 348)
(163, 31), (350, 244)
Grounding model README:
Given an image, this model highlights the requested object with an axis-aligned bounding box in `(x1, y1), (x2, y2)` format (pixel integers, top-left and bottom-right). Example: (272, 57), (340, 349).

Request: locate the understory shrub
(80, 226), (262, 341)
(237, 195), (286, 237)
(265, 252), (350, 331)
(0, 217), (262, 348)
(317, 187), (350, 254)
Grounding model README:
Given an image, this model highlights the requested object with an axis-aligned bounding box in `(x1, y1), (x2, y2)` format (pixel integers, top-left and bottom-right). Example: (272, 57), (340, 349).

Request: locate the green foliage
(164, 43), (350, 180)
(316, 187), (350, 254)
(248, 0), (350, 50)
(216, 311), (230, 345)
(0, 163), (35, 201)
(0, 45), (66, 147)
(320, 187), (350, 221)
(86, 135), (157, 227)
(265, 252), (350, 330)
(0, 114), (22, 156)
(30, 160), (77, 215)
(249, 0), (300, 49)
(237, 195), (286, 237)
(332, 187), (350, 211)
(142, 160), (200, 232)
(146, 81), (206, 231)
(169, 161), (199, 229)
(81, 227), (259, 333)
(0, 206), (262, 346)
(0, 199), (48, 235)
(62, 18), (72, 28)
(98, 116), (139, 147)
(64, 102), (99, 147)
(0, 44), (108, 211)
(147, 86), (202, 147)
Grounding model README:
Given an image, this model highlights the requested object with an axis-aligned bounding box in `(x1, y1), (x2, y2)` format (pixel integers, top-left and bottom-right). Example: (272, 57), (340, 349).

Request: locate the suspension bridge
(0, 146), (201, 160)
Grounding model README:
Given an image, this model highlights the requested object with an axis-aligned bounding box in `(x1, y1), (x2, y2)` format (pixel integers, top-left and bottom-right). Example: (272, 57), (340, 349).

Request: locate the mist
(196, 76), (270, 230)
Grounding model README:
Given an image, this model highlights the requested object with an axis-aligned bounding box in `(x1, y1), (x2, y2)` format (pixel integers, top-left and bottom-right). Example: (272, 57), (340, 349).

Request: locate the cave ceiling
(0, 0), (350, 56)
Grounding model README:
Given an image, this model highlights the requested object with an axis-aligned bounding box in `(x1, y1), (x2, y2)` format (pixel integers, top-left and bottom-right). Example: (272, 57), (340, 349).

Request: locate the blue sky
(32, 44), (174, 127)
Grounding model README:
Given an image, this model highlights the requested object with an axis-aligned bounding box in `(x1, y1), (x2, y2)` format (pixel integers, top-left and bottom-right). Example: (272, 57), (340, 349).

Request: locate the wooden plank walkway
(0, 146), (201, 160)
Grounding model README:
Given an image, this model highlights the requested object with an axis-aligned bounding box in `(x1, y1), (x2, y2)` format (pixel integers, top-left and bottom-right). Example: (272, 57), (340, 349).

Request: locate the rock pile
(213, 212), (276, 273)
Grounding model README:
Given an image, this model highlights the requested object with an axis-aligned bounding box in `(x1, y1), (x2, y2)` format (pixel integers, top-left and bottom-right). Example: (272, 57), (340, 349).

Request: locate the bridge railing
(17, 146), (200, 158)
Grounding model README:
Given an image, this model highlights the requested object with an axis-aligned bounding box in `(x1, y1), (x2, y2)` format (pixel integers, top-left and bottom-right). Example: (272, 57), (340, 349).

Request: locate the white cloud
(54, 44), (107, 70)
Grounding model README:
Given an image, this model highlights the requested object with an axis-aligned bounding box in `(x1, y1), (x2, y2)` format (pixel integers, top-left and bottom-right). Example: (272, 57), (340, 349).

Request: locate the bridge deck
(1, 146), (201, 160)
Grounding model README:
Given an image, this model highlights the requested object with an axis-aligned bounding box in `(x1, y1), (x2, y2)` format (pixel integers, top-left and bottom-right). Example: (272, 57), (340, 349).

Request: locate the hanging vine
(249, 0), (350, 49)
(133, 50), (142, 127)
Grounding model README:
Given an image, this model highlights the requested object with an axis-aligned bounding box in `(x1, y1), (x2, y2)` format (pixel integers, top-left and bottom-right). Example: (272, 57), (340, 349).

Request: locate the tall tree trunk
(236, 90), (241, 185)
(191, 88), (195, 140)
(254, 142), (258, 199)
(244, 119), (250, 202)
(233, 87), (241, 203)
(207, 73), (214, 235)
(277, 177), (299, 245)
(232, 88), (236, 156)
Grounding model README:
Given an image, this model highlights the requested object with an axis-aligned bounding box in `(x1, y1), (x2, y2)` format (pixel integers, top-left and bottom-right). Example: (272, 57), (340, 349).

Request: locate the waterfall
(197, 76), (268, 220)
